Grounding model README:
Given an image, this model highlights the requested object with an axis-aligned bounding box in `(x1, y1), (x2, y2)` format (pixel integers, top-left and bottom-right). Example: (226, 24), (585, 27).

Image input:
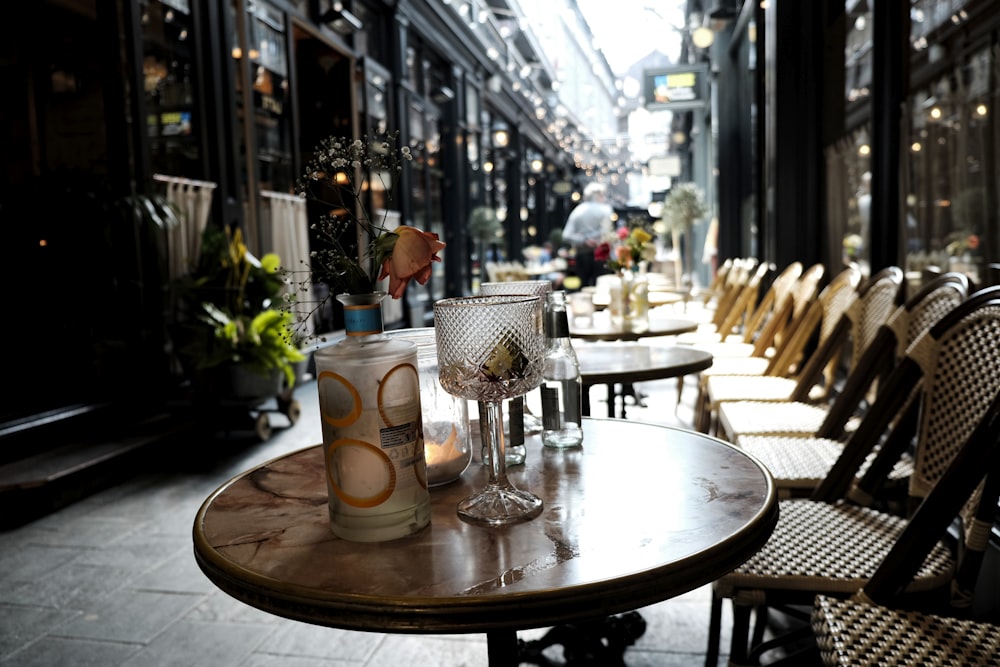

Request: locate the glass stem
(479, 399), (508, 487)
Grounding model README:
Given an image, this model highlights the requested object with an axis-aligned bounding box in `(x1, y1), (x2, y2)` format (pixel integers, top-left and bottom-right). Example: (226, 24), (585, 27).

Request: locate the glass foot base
(457, 486), (543, 526)
(523, 413), (543, 435)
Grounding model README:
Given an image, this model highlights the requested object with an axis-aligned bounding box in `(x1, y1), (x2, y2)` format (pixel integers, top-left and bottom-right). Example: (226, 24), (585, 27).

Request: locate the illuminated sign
(643, 64), (708, 112)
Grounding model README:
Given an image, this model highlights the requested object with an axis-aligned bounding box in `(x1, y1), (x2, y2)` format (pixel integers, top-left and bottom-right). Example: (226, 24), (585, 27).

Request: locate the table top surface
(575, 343), (714, 384)
(193, 419), (777, 636)
(569, 313), (697, 342)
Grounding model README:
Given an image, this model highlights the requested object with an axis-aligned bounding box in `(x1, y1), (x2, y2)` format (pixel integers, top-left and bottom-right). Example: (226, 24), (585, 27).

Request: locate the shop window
(903, 46), (995, 286)
(142, 0), (201, 177)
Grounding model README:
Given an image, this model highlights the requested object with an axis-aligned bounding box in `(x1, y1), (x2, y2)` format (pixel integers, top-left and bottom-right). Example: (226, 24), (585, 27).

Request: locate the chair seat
(718, 400), (862, 440)
(736, 435), (914, 494)
(688, 340), (767, 358)
(706, 375), (799, 404)
(715, 500), (954, 599)
(698, 355), (772, 378)
(812, 594), (1000, 666)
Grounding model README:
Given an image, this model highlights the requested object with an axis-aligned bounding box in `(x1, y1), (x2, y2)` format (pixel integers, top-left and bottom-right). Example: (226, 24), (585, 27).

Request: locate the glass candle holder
(384, 328), (473, 486)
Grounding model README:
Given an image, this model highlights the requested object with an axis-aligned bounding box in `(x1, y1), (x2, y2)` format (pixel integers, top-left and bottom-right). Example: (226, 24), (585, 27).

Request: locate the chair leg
(705, 590), (723, 667)
(729, 601), (756, 666)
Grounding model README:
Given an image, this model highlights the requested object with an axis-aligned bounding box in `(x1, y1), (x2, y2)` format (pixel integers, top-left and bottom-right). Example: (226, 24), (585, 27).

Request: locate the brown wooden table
(193, 418), (777, 667)
(576, 343), (714, 418)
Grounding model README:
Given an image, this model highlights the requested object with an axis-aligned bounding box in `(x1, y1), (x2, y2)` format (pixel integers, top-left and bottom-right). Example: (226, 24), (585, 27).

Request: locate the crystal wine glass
(433, 295), (545, 526)
(479, 280), (552, 442)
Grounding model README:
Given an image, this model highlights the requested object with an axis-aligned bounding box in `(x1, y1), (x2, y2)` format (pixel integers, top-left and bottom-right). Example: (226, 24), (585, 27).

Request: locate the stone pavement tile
(257, 621), (384, 662)
(4, 562), (135, 609)
(119, 619), (276, 667)
(1, 636), (140, 667)
(54, 589), (202, 643)
(363, 634), (487, 667)
(129, 547), (215, 595)
(0, 604), (81, 659)
(0, 543), (78, 586)
(186, 590), (283, 625)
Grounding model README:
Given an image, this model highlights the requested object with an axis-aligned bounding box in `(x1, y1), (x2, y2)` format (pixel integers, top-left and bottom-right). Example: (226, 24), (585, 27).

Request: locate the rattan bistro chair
(714, 267), (905, 442)
(810, 394), (1000, 666)
(734, 273), (971, 497)
(693, 265), (858, 432)
(677, 261), (793, 349)
(704, 286), (1000, 667)
(684, 257), (759, 328)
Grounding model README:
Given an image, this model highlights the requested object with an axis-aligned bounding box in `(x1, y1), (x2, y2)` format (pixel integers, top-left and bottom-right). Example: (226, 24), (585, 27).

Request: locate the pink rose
(378, 226), (446, 298)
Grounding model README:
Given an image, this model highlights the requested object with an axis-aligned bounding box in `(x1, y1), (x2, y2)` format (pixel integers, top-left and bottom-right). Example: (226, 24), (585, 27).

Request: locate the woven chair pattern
(812, 595), (1000, 666)
(735, 435), (914, 493)
(909, 304), (1000, 499)
(717, 276), (969, 494)
(705, 287), (1000, 667)
(715, 500), (954, 597)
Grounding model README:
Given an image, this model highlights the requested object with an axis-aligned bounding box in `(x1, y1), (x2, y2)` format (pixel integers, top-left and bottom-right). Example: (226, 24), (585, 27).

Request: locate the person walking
(562, 182), (614, 287)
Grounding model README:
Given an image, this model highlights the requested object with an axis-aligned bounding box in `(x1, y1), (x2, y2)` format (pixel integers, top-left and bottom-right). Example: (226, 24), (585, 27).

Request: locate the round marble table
(193, 418), (777, 667)
(576, 343), (714, 418)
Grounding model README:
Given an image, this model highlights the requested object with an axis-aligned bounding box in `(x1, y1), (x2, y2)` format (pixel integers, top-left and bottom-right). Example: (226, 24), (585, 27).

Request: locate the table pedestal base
(517, 612), (647, 666)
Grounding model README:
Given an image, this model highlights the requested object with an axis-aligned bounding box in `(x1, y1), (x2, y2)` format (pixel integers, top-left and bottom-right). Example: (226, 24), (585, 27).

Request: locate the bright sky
(576, 0), (686, 74)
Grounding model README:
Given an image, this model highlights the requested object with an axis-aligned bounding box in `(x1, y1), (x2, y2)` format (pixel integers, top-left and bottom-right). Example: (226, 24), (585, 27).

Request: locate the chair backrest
(787, 267), (903, 399)
(739, 261), (803, 347)
(816, 285), (1000, 507)
(844, 267), (906, 370)
(764, 264), (862, 378)
(700, 257), (733, 306)
(812, 272), (971, 439)
(715, 261), (773, 337)
(754, 264), (826, 356)
(856, 391), (1000, 612)
(709, 257), (759, 329)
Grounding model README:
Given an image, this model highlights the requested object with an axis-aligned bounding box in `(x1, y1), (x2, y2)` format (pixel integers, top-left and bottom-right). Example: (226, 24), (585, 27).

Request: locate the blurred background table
(576, 343), (713, 418)
(569, 311), (696, 342)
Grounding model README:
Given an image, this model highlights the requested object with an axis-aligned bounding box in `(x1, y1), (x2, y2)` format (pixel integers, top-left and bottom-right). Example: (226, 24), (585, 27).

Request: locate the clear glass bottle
(314, 294), (431, 542)
(540, 291), (584, 448)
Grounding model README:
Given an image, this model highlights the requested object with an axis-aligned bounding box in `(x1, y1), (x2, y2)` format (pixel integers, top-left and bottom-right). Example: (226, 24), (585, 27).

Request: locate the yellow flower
(630, 228), (652, 245)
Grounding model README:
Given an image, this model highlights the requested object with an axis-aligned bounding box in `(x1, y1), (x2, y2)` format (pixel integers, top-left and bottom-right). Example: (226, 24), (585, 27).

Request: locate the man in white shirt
(562, 182), (614, 287)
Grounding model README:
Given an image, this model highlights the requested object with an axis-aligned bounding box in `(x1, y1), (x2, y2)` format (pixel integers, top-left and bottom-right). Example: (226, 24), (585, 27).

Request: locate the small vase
(313, 293), (431, 542)
(629, 271), (650, 330)
(609, 271), (649, 330)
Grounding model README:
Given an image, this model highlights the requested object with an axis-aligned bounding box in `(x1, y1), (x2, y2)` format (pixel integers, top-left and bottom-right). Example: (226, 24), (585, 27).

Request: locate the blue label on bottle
(344, 305), (384, 336)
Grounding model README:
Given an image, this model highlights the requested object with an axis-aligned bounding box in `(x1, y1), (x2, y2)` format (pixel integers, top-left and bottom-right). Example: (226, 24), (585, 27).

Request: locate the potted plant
(173, 223), (304, 401)
(661, 182), (707, 287)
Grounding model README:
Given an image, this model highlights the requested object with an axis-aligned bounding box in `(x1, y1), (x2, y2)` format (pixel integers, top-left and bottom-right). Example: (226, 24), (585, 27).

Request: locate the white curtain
(156, 175), (216, 282)
(262, 190), (313, 339)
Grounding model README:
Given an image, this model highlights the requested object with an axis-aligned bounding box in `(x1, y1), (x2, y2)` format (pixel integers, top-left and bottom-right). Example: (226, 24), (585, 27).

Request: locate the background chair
(692, 265), (858, 432)
(714, 267), (904, 442)
(734, 273), (970, 497)
(704, 286), (1000, 667)
(810, 391), (1000, 666)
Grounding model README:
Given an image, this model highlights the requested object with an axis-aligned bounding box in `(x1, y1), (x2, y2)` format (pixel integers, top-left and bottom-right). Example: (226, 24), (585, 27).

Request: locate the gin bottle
(540, 291), (584, 448)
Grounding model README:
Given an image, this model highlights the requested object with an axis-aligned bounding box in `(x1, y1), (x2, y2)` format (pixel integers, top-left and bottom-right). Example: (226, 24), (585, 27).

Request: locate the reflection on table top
(193, 418), (777, 638)
(575, 342), (713, 385)
(569, 311), (697, 341)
